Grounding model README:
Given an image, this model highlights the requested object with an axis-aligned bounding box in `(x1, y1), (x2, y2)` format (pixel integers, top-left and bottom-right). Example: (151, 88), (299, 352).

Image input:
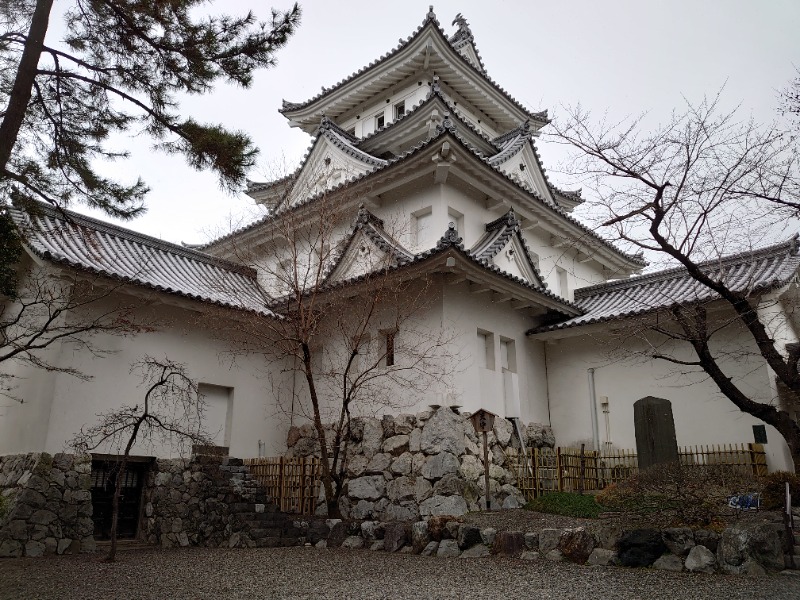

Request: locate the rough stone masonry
(286, 407), (555, 521)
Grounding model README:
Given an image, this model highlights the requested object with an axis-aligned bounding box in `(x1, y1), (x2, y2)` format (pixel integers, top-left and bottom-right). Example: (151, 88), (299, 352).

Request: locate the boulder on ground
(617, 529), (667, 568)
(492, 531), (525, 557)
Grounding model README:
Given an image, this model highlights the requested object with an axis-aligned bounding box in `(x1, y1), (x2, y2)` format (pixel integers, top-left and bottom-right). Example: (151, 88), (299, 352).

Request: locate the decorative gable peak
(449, 13), (485, 73)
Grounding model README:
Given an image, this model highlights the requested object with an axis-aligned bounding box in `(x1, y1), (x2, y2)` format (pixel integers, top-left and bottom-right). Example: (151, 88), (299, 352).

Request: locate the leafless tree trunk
(206, 180), (457, 515)
(552, 94), (800, 471)
(72, 355), (210, 561)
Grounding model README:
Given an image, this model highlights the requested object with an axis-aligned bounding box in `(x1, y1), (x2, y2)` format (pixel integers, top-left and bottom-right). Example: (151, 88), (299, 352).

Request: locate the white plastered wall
(0, 292), (287, 459)
(542, 317), (794, 471)
(442, 281), (549, 424)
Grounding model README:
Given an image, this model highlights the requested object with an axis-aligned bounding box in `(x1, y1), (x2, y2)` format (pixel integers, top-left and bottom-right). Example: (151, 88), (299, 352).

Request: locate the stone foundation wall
(0, 453), (95, 558)
(296, 515), (794, 575)
(287, 407), (555, 521)
(141, 456), (303, 549)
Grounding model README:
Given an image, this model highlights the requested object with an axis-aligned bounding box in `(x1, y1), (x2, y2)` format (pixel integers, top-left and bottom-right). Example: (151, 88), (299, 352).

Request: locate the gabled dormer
(250, 118), (387, 210)
(470, 209), (546, 289)
(324, 205), (414, 285)
(279, 8), (549, 140)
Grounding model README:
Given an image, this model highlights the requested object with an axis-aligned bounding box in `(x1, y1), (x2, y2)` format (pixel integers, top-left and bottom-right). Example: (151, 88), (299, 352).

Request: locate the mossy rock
(33, 453), (53, 477)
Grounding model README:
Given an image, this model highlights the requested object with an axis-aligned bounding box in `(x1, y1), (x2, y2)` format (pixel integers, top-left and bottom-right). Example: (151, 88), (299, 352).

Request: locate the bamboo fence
(244, 456), (322, 515)
(507, 443), (767, 501)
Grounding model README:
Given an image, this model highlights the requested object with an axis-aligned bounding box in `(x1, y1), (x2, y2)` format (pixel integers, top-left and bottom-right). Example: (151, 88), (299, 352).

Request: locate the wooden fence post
(557, 447), (563, 492)
(578, 443), (586, 495)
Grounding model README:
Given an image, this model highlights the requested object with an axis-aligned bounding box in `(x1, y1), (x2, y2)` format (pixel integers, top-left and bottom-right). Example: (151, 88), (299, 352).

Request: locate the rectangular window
(412, 206), (433, 247)
(477, 329), (495, 370)
(375, 113), (385, 129)
(447, 207), (464, 237)
(394, 100), (406, 119)
(500, 337), (516, 373)
(556, 266), (569, 300)
(385, 332), (395, 366)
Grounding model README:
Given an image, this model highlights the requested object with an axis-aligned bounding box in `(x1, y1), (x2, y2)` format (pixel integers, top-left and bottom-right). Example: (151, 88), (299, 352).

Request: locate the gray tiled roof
(279, 9), (549, 128)
(14, 203), (274, 315)
(201, 128), (645, 271)
(532, 236), (800, 334)
(308, 219), (580, 317)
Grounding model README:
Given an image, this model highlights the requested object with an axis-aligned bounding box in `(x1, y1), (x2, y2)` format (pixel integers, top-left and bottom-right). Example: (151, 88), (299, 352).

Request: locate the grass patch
(524, 492), (603, 519)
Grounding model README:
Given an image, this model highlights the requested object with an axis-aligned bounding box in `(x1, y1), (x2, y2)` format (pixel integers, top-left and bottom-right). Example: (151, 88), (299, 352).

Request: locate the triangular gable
(489, 132), (554, 204)
(324, 206), (413, 284)
(287, 125), (387, 206)
(470, 209), (546, 288)
(279, 9), (547, 134)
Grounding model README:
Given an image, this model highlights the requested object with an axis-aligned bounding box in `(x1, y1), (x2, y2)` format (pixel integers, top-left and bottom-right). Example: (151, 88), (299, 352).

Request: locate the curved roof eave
(279, 9), (548, 131)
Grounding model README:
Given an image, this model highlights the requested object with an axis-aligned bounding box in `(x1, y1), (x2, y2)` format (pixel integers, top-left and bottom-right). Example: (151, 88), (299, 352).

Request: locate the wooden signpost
(469, 408), (497, 511)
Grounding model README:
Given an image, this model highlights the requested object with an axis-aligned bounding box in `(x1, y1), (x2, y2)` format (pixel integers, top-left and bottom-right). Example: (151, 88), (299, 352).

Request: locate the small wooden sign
(470, 408), (497, 434)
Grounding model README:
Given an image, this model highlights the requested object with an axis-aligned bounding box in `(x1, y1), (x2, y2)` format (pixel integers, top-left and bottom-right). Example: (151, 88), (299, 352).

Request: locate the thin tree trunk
(300, 343), (339, 517)
(0, 0), (53, 172)
(107, 417), (144, 561)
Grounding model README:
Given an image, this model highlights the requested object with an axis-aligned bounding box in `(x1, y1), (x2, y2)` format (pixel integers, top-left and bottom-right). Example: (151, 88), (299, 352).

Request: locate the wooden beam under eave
(492, 292), (513, 303)
(521, 218), (539, 231)
(433, 162), (450, 184)
(443, 273), (468, 285)
(469, 282), (491, 294)
(511, 299), (533, 310)
(485, 196), (508, 211)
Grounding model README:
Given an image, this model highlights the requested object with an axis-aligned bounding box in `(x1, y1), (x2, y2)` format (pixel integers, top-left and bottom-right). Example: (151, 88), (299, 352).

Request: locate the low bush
(524, 492), (603, 519)
(595, 462), (759, 528)
(760, 471), (800, 509)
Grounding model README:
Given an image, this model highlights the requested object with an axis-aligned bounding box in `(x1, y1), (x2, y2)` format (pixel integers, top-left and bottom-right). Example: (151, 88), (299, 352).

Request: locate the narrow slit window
(375, 113), (385, 129)
(385, 332), (395, 367)
(394, 101), (406, 120)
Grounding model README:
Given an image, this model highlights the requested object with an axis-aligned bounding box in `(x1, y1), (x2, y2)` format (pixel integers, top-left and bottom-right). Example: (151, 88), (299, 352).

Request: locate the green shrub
(524, 492), (603, 519)
(760, 471), (800, 509)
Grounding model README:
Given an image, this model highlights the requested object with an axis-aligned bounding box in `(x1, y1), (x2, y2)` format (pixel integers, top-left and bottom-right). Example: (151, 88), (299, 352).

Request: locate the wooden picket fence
(507, 443), (767, 501)
(243, 456), (322, 515)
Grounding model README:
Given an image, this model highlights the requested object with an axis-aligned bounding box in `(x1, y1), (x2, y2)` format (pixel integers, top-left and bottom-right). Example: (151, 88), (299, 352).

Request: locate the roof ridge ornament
(451, 13), (474, 41)
(427, 5), (437, 21)
(438, 111), (457, 134)
(440, 222), (463, 247)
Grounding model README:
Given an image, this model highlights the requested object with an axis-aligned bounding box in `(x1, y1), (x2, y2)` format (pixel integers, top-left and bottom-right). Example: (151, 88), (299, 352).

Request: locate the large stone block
(419, 409), (466, 456)
(366, 453), (392, 474)
(383, 435), (409, 456)
(662, 527), (695, 557)
(493, 531), (525, 557)
(717, 523), (784, 573)
(685, 545), (716, 573)
(347, 476), (386, 500)
(617, 529), (667, 568)
(558, 527), (596, 564)
(436, 539), (461, 557)
(411, 521), (430, 553)
(419, 494), (468, 517)
(525, 423), (555, 448)
(421, 452), (459, 480)
(387, 476), (416, 502)
(493, 418), (513, 446)
(383, 522), (410, 552)
(390, 452), (413, 476)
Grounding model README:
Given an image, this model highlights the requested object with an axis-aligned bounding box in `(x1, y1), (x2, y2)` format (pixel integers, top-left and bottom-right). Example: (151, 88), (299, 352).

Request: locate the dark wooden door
(90, 460), (146, 540)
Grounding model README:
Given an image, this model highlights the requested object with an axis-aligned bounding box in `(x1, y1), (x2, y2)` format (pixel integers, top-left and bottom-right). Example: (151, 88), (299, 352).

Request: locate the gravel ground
(1, 545), (799, 600)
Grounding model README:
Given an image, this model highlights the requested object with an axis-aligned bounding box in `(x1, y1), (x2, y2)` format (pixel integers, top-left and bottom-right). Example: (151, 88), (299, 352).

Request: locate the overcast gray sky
(64, 0), (800, 245)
